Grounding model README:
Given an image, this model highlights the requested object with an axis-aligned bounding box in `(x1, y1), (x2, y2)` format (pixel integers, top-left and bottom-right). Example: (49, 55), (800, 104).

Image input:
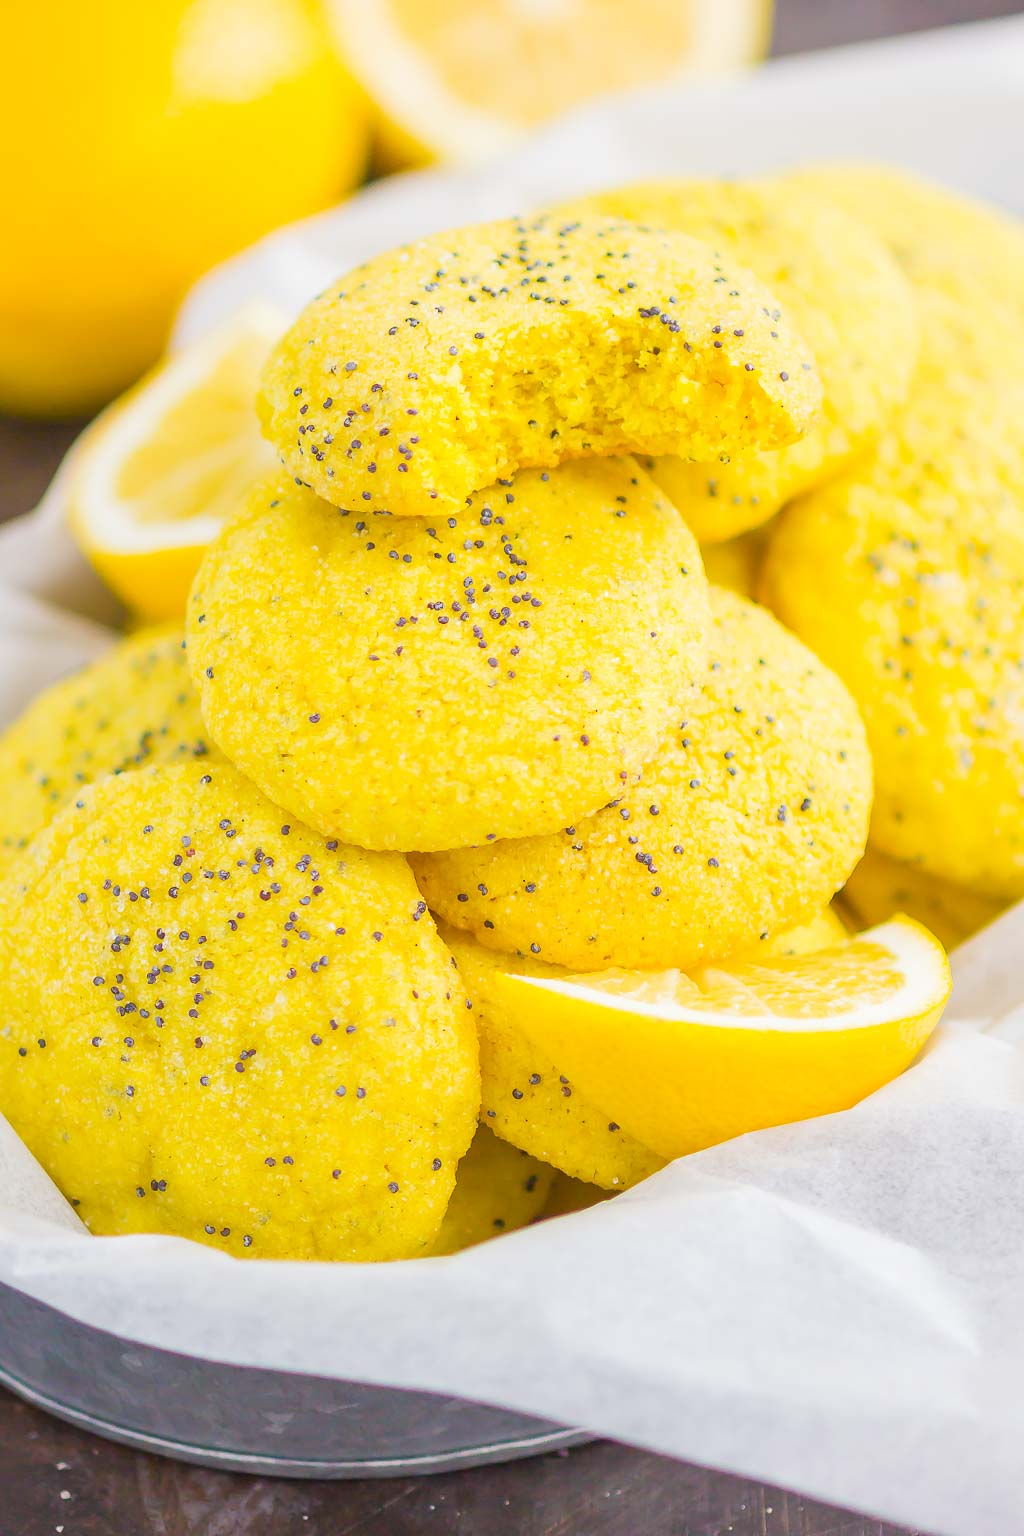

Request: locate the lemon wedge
(327, 0), (771, 167)
(490, 918), (950, 1161)
(68, 305), (285, 621)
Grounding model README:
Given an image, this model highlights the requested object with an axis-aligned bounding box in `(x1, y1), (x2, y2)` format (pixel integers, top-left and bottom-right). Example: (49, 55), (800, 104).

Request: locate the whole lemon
(0, 0), (367, 418)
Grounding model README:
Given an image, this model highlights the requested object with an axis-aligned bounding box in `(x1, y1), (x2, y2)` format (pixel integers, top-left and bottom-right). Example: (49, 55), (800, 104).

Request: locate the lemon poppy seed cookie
(0, 760), (479, 1262)
(762, 394), (1024, 899)
(0, 625), (208, 880)
(841, 846), (1003, 953)
(188, 461), (709, 852)
(781, 168), (1024, 494)
(754, 905), (848, 958)
(442, 924), (664, 1190)
(761, 170), (1024, 896)
(415, 589), (871, 971)
(430, 1125), (555, 1256)
(700, 527), (767, 600)
(258, 212), (822, 516)
(542, 1172), (611, 1219)
(786, 164), (1024, 383)
(560, 179), (918, 540)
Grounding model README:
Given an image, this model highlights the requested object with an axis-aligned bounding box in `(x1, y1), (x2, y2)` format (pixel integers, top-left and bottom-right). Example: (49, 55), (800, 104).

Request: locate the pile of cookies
(1, 169), (1017, 1262)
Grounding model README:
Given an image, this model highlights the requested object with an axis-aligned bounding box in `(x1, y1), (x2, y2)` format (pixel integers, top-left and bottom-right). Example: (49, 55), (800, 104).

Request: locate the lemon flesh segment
(491, 918), (950, 1162)
(328, 0), (771, 167)
(68, 306), (285, 621)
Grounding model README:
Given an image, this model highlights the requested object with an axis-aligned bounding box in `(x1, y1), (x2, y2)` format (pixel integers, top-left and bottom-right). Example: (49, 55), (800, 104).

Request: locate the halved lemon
(490, 918), (950, 1161)
(67, 305), (285, 621)
(327, 0), (772, 168)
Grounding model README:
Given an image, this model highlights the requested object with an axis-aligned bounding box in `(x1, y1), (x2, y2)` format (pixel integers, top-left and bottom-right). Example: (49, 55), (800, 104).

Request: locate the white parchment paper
(2, 20), (1024, 1535)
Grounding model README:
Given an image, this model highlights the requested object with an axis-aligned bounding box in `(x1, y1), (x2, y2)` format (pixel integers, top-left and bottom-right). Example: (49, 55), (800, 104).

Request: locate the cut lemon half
(68, 305), (285, 621)
(327, 0), (772, 168)
(490, 918), (950, 1161)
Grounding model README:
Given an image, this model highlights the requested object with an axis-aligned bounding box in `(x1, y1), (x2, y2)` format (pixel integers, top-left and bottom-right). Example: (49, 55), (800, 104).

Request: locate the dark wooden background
(1, 1), (1018, 1531)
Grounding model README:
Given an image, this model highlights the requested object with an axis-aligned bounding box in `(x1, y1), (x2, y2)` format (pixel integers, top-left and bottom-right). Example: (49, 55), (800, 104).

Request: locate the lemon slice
(490, 918), (950, 1161)
(68, 305), (285, 621)
(327, 0), (771, 167)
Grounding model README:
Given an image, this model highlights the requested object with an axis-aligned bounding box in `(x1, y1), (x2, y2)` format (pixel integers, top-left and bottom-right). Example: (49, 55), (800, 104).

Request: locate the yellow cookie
(754, 905), (848, 958)
(786, 164), (1024, 383)
(0, 626), (208, 880)
(188, 462), (709, 852)
(430, 1125), (555, 1256)
(541, 1172), (611, 1219)
(415, 588), (871, 970)
(761, 170), (1024, 896)
(259, 212), (822, 516)
(0, 759), (478, 1262)
(842, 846), (1003, 953)
(443, 923), (664, 1190)
(762, 382), (1024, 900)
(700, 527), (767, 600)
(560, 179), (917, 540)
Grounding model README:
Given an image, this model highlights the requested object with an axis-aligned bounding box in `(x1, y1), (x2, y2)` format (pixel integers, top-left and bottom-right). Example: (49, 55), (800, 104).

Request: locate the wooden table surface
(2, 2), (1018, 1531)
